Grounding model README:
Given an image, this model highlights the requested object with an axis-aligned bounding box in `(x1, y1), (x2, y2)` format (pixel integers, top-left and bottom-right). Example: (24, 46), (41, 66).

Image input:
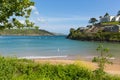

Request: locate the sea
(0, 36), (120, 59)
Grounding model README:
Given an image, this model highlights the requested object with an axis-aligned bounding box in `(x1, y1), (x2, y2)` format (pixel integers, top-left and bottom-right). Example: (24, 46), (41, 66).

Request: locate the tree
(35, 26), (39, 30)
(89, 18), (98, 25)
(5, 23), (13, 29)
(25, 19), (35, 29)
(117, 10), (120, 16)
(99, 16), (102, 18)
(104, 13), (109, 17)
(0, 0), (34, 29)
(70, 28), (75, 33)
(13, 19), (24, 29)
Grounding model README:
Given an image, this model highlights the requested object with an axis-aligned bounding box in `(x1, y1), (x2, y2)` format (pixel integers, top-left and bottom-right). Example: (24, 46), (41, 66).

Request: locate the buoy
(57, 48), (60, 52)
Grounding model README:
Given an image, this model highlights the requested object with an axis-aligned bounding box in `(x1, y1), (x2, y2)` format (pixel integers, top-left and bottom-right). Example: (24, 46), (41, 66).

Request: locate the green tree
(35, 26), (39, 30)
(70, 28), (75, 33)
(89, 18), (98, 25)
(5, 23), (13, 29)
(25, 19), (35, 29)
(13, 19), (24, 29)
(104, 13), (109, 17)
(0, 0), (34, 29)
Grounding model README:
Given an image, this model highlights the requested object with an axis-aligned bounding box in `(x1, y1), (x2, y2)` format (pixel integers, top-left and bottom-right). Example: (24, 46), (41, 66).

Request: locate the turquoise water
(0, 36), (120, 58)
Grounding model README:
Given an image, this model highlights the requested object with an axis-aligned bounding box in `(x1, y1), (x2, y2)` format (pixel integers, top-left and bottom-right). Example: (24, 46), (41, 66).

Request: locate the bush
(0, 56), (119, 80)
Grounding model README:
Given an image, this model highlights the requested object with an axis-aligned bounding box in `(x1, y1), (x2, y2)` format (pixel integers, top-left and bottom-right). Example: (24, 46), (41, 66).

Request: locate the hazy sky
(29, 0), (120, 34)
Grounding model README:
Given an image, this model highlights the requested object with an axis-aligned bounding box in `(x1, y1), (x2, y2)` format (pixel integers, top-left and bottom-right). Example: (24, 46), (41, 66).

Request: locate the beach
(33, 57), (120, 75)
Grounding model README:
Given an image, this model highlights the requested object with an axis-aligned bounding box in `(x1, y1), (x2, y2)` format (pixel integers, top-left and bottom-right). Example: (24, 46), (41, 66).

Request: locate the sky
(28, 0), (120, 34)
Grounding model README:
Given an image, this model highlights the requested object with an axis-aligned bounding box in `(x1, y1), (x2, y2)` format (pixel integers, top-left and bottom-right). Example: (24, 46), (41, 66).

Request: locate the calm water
(0, 36), (120, 58)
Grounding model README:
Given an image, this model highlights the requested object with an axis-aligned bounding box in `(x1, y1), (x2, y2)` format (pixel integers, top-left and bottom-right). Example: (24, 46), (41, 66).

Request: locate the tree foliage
(0, 0), (34, 29)
(89, 18), (98, 25)
(25, 19), (35, 28)
(104, 13), (109, 17)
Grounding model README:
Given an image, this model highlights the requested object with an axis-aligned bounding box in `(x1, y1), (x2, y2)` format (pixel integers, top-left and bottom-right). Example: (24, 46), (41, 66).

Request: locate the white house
(111, 16), (120, 21)
(100, 11), (120, 22)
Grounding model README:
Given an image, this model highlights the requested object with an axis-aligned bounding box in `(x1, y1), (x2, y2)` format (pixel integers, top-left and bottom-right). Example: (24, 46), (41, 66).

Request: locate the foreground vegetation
(0, 56), (119, 80)
(0, 0), (36, 30)
(0, 29), (54, 36)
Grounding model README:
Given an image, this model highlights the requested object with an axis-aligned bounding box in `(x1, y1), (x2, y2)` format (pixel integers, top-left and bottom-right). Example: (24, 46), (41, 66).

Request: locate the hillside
(67, 24), (120, 42)
(67, 11), (120, 42)
(0, 29), (54, 36)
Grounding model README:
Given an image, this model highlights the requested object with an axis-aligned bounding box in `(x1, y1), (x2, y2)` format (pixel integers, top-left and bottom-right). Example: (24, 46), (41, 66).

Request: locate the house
(100, 16), (114, 22)
(104, 25), (120, 32)
(111, 16), (120, 21)
(100, 11), (120, 22)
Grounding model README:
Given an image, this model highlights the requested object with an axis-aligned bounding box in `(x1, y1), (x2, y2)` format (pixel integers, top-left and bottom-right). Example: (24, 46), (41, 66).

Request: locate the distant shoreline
(0, 29), (55, 36)
(0, 34), (54, 36)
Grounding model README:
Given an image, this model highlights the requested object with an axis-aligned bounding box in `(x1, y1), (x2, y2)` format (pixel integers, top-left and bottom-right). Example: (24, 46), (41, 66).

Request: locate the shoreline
(4, 54), (120, 75)
(33, 59), (120, 75)
(3, 55), (120, 75)
(18, 55), (120, 64)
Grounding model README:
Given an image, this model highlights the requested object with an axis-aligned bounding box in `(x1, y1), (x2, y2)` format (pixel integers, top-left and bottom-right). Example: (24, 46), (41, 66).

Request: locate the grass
(0, 56), (120, 80)
(101, 21), (120, 26)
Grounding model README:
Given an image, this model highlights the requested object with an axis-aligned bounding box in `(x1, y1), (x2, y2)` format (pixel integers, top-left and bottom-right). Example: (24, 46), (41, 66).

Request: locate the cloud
(30, 6), (37, 10)
(39, 24), (83, 34)
(34, 11), (40, 15)
(30, 6), (40, 16)
(42, 16), (90, 22)
(37, 17), (46, 23)
(29, 14), (89, 34)
(31, 16), (89, 25)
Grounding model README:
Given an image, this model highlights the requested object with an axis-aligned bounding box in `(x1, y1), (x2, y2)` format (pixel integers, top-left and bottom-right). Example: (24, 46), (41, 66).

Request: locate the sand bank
(33, 58), (120, 75)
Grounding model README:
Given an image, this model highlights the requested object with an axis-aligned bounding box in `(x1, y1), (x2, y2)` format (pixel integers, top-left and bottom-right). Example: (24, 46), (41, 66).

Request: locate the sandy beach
(33, 58), (120, 75)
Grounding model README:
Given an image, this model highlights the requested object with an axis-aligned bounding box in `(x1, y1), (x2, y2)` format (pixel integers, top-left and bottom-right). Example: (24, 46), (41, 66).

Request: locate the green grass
(101, 21), (120, 26)
(0, 56), (119, 80)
